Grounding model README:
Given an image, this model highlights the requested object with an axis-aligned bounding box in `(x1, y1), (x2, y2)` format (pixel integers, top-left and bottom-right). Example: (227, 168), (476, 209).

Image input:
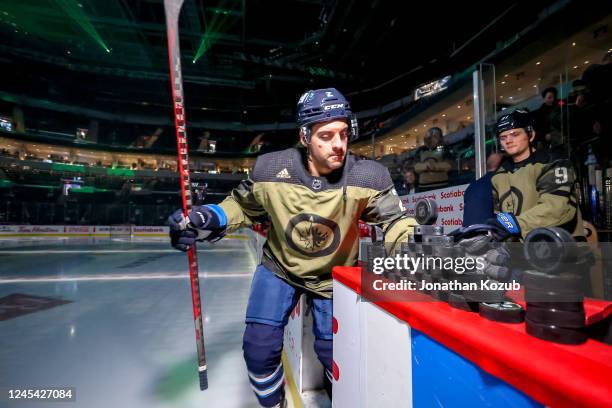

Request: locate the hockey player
(457, 110), (584, 290)
(168, 88), (415, 407)
(488, 109), (583, 240)
(413, 127), (453, 191)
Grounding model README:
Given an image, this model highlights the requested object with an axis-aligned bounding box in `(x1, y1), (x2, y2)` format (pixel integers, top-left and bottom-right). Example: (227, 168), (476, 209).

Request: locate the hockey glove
(458, 234), (511, 281)
(486, 212), (521, 241)
(186, 205), (227, 242)
(167, 205), (227, 251)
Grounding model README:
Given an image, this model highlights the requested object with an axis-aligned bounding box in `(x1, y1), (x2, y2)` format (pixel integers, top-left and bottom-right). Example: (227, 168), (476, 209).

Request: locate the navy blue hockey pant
(243, 264), (332, 407)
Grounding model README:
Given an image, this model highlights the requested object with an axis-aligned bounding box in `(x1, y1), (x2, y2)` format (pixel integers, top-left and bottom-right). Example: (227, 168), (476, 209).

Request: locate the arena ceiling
(0, 0), (563, 126)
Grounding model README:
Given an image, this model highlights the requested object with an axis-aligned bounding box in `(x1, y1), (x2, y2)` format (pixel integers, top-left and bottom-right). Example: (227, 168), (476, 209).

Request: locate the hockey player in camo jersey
(489, 109), (584, 240)
(167, 88), (416, 407)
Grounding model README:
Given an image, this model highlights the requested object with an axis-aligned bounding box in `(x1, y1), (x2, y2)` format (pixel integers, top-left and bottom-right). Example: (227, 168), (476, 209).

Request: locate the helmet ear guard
(349, 114), (359, 141)
(301, 126), (311, 144)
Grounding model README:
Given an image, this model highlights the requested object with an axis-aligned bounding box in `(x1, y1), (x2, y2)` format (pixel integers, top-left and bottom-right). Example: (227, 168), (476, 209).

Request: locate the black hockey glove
(167, 205), (227, 251)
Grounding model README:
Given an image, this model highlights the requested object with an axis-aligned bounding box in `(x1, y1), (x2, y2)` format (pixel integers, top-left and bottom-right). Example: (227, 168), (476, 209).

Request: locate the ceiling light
(457, 105), (461, 109)
(536, 61), (541, 65)
(584, 61), (589, 64)
(509, 96), (513, 99)
(573, 65), (579, 69)
(504, 74), (509, 78)
(532, 85), (537, 88)
(414, 128), (418, 132)
(518, 88), (522, 91)
(442, 114), (446, 117)
(501, 81), (506, 85)
(467, 116), (471, 120)
(572, 42), (576, 46)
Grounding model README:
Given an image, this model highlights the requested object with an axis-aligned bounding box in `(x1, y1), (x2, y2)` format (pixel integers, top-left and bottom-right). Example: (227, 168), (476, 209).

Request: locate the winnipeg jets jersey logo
(285, 214), (340, 257)
(298, 217), (329, 250)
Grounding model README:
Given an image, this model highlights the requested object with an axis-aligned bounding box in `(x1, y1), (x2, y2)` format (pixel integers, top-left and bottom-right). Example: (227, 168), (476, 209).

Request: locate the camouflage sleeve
(219, 178), (266, 233)
(413, 161), (427, 173)
(360, 185), (416, 254)
(492, 184), (501, 213)
(516, 158), (578, 237)
(430, 159), (452, 172)
(413, 149), (427, 173)
(384, 216), (417, 255)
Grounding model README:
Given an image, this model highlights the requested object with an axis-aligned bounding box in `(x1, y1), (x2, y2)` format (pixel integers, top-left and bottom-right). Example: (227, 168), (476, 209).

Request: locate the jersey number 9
(555, 167), (568, 184)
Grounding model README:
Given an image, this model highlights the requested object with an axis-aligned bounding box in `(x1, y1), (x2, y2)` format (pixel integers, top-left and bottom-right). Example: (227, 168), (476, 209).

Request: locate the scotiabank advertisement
(400, 184), (468, 233)
(132, 226), (168, 236)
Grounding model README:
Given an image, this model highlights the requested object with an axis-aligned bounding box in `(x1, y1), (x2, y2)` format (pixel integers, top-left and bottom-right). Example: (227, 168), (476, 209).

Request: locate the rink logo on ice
(0, 293), (72, 321)
(285, 213), (340, 257)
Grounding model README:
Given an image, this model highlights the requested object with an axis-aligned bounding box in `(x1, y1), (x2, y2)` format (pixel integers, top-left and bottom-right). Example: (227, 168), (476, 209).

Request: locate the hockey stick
(163, 0), (208, 390)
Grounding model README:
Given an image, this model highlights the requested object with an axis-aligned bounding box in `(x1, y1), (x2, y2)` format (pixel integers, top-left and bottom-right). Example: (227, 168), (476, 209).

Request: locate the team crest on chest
(284, 213), (340, 257)
(312, 179), (322, 190)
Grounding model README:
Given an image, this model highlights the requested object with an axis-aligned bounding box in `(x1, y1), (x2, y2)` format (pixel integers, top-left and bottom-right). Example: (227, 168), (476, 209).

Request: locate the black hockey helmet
(496, 109), (534, 136)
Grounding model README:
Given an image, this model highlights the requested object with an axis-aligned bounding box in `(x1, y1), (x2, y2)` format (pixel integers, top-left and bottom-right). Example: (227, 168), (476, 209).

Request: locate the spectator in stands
(569, 81), (606, 166)
(462, 151), (504, 226)
(131, 128), (162, 149)
(413, 127), (452, 190)
(581, 51), (612, 106)
(193, 183), (207, 205)
(533, 87), (563, 150)
(197, 131), (211, 152)
(395, 164), (418, 196)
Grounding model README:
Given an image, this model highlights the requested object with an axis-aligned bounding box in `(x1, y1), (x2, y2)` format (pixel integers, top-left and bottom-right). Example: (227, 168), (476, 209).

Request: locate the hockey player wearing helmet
(489, 109), (583, 240)
(456, 110), (584, 312)
(168, 88), (415, 407)
(413, 126), (453, 190)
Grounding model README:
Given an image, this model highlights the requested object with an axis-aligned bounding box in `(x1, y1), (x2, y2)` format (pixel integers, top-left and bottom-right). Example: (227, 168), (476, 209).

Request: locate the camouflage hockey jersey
(219, 147), (415, 298)
(413, 145), (453, 190)
(491, 150), (583, 238)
